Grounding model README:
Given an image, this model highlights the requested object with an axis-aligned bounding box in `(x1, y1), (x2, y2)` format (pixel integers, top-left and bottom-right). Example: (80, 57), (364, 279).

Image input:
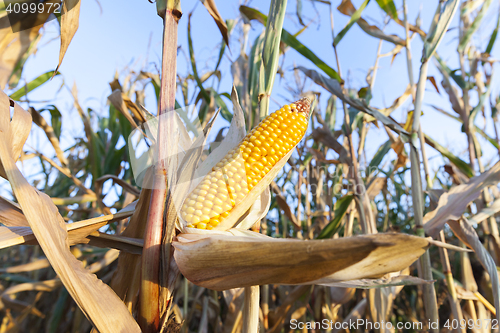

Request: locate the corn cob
(180, 98), (311, 229)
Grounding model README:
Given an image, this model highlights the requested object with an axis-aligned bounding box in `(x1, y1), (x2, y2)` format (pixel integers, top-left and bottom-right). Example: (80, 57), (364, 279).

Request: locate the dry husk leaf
(0, 203), (135, 249)
(173, 232), (430, 291)
(423, 161), (500, 236)
(0, 90), (140, 332)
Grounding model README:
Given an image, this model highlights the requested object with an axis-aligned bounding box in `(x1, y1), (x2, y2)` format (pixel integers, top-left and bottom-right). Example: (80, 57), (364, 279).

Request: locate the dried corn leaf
(0, 195), (27, 226)
(0, 204), (135, 249)
(299, 66), (407, 135)
(423, 161), (500, 236)
(200, 0), (229, 46)
(0, 98), (31, 180)
(448, 219), (500, 322)
(55, 0), (81, 72)
(0, 258), (50, 273)
(0, 7), (52, 89)
(337, 0), (406, 46)
(0, 90), (140, 332)
(173, 232), (429, 290)
(468, 198), (500, 225)
(310, 275), (431, 288)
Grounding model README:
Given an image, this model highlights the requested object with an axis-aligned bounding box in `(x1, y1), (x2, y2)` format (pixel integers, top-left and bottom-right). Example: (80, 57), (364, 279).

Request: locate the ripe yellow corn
(180, 98), (311, 229)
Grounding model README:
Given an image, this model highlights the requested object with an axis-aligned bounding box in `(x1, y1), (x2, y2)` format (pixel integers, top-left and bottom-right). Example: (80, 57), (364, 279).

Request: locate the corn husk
(173, 232), (431, 291)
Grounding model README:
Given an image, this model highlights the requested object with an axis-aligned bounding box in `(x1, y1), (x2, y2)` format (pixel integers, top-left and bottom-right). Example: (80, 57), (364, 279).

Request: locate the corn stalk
(139, 1), (182, 332)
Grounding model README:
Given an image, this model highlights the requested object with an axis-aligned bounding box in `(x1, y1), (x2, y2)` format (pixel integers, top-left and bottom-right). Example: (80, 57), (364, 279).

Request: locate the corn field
(0, 0), (500, 332)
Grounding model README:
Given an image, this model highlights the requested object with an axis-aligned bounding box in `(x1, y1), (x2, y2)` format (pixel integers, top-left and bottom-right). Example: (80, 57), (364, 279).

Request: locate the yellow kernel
(196, 196), (204, 202)
(195, 202), (204, 210)
(206, 224), (214, 230)
(214, 197), (224, 206)
(187, 224), (194, 228)
(202, 207), (212, 215)
(206, 193), (215, 202)
(213, 206), (223, 214)
(247, 156), (257, 164)
(185, 206), (195, 214)
(196, 223), (207, 229)
(192, 216), (200, 224)
(200, 215), (210, 222)
(194, 209), (203, 216)
(254, 139), (262, 146)
(208, 188), (218, 195)
(185, 213), (194, 222)
(249, 135), (257, 142)
(250, 152), (261, 160)
(243, 152), (250, 159)
(221, 211), (230, 218)
(253, 162), (264, 170)
(223, 203), (232, 211)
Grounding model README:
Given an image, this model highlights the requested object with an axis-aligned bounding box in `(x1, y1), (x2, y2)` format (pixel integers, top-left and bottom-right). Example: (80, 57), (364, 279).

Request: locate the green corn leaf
(423, 0), (460, 61)
(334, 0), (371, 46)
(470, 82), (492, 121)
(240, 5), (342, 82)
(45, 105), (62, 140)
(47, 288), (69, 333)
(458, 0), (494, 52)
(9, 70), (59, 101)
(434, 55), (470, 89)
(213, 91), (233, 122)
(424, 134), (474, 178)
(375, 0), (398, 20)
(486, 10), (500, 54)
(259, 0), (288, 117)
(325, 95), (337, 130)
(369, 140), (392, 174)
(188, 14), (211, 105)
(317, 195), (354, 239)
(433, 105), (499, 150)
(8, 34), (41, 89)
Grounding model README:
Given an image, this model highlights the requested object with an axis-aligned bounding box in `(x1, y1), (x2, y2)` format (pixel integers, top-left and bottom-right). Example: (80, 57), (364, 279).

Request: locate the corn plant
(0, 0), (500, 332)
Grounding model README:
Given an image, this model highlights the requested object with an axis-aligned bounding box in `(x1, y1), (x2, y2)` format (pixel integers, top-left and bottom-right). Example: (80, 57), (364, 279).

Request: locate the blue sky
(4, 0), (500, 197)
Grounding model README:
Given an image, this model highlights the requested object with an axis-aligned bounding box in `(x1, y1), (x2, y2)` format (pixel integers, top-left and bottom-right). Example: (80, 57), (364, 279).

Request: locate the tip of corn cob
(294, 97), (312, 118)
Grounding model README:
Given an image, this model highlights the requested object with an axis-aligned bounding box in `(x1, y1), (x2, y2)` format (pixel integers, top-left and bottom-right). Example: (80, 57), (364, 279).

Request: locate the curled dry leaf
(468, 198), (500, 225)
(423, 161), (500, 236)
(0, 195), (27, 226)
(448, 218), (500, 323)
(0, 203), (135, 250)
(337, 0), (406, 46)
(55, 0), (81, 73)
(200, 0), (229, 47)
(0, 90), (140, 333)
(173, 232), (430, 291)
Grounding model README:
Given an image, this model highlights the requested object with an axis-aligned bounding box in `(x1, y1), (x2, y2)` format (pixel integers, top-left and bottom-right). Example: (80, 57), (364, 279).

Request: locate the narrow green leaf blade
(9, 71), (58, 101)
(334, 0), (370, 46)
(240, 5), (342, 82)
(317, 195), (354, 239)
